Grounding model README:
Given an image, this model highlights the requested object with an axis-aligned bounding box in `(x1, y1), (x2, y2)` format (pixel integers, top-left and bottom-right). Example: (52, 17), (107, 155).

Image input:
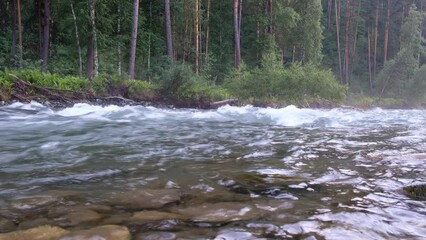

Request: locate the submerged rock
(129, 211), (186, 222)
(134, 231), (177, 240)
(0, 225), (69, 240)
(226, 172), (309, 196)
(58, 225), (131, 240)
(10, 191), (85, 213)
(48, 204), (112, 218)
(0, 217), (15, 233)
(109, 189), (181, 210)
(214, 228), (257, 240)
(10, 196), (59, 212)
(18, 218), (51, 230)
(173, 202), (258, 223)
(403, 184), (426, 200)
(55, 209), (103, 227)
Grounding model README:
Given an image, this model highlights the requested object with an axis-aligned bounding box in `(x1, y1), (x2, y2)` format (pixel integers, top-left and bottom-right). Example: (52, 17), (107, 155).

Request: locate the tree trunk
(373, 0), (379, 76)
(205, 0), (210, 64)
(368, 28), (373, 93)
(327, 0), (333, 29)
(383, 0), (390, 62)
(86, 37), (94, 79)
(148, 0), (152, 83)
(87, 0), (98, 80)
(344, 0), (352, 85)
(194, 0), (199, 73)
(165, 0), (173, 60)
(17, 0), (23, 68)
(239, 0), (243, 35)
(233, 0), (241, 69)
(267, 0), (272, 34)
(41, 0), (50, 72)
(129, 0), (139, 79)
(70, 1), (83, 78)
(11, 0), (17, 58)
(335, 0), (343, 84)
(117, 4), (122, 76)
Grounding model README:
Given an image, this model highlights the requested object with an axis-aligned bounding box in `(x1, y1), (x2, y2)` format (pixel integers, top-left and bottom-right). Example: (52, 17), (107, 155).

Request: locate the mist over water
(1, 102), (426, 239)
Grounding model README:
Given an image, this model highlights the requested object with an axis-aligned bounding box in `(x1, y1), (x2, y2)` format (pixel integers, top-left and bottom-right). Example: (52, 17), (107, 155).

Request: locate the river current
(0, 102), (425, 239)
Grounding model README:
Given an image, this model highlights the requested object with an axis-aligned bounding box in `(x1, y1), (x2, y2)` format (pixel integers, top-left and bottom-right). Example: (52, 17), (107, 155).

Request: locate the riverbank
(0, 70), (420, 110)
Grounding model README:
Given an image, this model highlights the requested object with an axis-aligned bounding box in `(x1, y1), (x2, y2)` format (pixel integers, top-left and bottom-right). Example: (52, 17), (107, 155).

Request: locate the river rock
(41, 190), (85, 202)
(134, 231), (177, 240)
(55, 209), (103, 227)
(101, 213), (133, 225)
(185, 186), (250, 204)
(129, 211), (186, 222)
(0, 217), (15, 233)
(19, 217), (51, 230)
(48, 204), (112, 218)
(10, 195), (59, 212)
(173, 202), (258, 223)
(58, 225), (131, 240)
(109, 189), (181, 210)
(403, 184), (426, 200)
(0, 225), (69, 240)
(214, 228), (257, 240)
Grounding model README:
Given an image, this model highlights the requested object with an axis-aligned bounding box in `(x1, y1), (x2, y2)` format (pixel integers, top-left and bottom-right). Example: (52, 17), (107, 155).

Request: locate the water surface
(0, 102), (425, 239)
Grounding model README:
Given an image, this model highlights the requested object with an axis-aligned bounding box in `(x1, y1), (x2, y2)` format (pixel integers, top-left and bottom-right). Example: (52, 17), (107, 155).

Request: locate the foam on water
(3, 102), (426, 129)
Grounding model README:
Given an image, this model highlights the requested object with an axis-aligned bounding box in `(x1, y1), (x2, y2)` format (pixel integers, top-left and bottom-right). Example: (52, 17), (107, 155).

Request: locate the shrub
(6, 69), (86, 91)
(127, 79), (157, 100)
(224, 52), (346, 104)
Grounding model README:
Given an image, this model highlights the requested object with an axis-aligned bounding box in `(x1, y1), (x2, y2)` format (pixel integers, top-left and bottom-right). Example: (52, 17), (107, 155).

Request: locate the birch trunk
(70, 1), (83, 78)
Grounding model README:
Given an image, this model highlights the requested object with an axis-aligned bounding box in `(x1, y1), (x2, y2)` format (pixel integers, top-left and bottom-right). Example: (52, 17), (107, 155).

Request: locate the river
(0, 102), (425, 239)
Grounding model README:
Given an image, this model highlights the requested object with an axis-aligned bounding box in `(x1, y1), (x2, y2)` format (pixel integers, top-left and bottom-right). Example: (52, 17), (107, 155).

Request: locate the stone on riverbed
(0, 225), (69, 240)
(58, 225), (131, 240)
(48, 204), (112, 218)
(129, 211), (186, 222)
(173, 202), (258, 223)
(18, 217), (51, 230)
(9, 191), (84, 213)
(55, 209), (103, 227)
(109, 189), (181, 210)
(403, 184), (426, 200)
(0, 217), (15, 233)
(134, 231), (177, 240)
(10, 196), (59, 212)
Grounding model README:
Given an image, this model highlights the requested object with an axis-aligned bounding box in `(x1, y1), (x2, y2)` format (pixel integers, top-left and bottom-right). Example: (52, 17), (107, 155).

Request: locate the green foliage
(0, 71), (13, 89)
(225, 47), (346, 103)
(89, 73), (129, 96)
(7, 70), (86, 90)
(127, 79), (157, 100)
(377, 5), (425, 102)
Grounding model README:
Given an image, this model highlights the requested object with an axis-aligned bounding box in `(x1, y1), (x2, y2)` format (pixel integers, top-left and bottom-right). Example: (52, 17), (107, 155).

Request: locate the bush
(89, 74), (130, 96)
(6, 69), (87, 91)
(127, 79), (157, 100)
(224, 49), (346, 104)
(0, 71), (13, 89)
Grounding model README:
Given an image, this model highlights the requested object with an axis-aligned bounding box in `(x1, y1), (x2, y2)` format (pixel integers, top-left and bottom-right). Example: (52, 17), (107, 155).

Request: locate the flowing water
(0, 102), (426, 239)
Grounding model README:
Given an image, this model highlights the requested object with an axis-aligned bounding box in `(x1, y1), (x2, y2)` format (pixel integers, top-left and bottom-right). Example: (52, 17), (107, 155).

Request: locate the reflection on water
(0, 102), (425, 239)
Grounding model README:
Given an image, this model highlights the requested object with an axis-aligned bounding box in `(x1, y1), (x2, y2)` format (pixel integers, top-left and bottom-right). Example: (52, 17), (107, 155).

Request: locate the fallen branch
(101, 96), (135, 103)
(210, 98), (238, 108)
